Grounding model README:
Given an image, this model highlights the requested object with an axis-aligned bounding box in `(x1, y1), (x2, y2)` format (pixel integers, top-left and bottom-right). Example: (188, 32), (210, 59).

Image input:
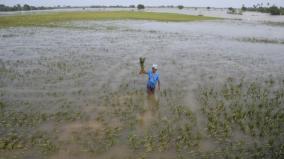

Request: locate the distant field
(0, 11), (217, 27)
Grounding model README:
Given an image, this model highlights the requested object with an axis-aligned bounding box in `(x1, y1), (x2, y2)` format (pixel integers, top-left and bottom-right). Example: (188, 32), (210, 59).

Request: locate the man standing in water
(140, 64), (160, 95)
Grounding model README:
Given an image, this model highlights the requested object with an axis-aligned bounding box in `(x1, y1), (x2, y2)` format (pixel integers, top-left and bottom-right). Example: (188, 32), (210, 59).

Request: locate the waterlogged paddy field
(1, 19), (284, 159)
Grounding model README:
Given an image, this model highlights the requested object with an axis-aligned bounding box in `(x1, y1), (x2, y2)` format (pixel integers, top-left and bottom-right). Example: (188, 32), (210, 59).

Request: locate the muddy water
(1, 18), (284, 158)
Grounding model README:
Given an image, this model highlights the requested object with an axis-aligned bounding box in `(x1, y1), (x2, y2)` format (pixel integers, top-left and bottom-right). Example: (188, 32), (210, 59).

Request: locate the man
(140, 64), (160, 95)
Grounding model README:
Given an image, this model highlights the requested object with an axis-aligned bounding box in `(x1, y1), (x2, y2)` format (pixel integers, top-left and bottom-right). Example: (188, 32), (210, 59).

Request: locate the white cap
(152, 64), (158, 69)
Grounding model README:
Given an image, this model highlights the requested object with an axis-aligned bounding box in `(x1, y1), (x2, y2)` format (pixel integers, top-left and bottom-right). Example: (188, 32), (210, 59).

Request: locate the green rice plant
(143, 135), (155, 152)
(128, 134), (140, 150)
(0, 133), (22, 150)
(157, 124), (172, 152)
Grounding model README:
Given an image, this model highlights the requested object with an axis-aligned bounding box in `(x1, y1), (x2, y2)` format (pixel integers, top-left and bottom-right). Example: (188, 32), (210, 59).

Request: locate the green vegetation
(0, 4), (139, 11)
(139, 57), (146, 72)
(242, 5), (284, 15)
(0, 11), (217, 28)
(137, 4), (145, 10)
(177, 5), (184, 10)
(0, 100), (86, 158)
(198, 77), (284, 158)
(0, 4), (54, 11)
(227, 7), (243, 15)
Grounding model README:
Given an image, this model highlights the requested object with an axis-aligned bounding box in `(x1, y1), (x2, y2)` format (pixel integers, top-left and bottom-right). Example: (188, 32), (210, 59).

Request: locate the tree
(16, 4), (21, 11)
(129, 5), (135, 8)
(207, 6), (211, 10)
(177, 5), (184, 10)
(241, 4), (247, 11)
(137, 4), (145, 10)
(227, 7), (236, 14)
(269, 6), (281, 15)
(0, 4), (52, 12)
(23, 4), (31, 10)
(0, 4), (7, 11)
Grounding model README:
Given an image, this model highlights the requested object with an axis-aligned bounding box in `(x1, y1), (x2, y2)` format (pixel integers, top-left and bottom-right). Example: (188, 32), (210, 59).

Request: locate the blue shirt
(147, 69), (159, 88)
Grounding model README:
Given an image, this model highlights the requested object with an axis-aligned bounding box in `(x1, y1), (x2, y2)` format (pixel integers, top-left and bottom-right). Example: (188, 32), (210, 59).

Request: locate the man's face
(152, 67), (157, 73)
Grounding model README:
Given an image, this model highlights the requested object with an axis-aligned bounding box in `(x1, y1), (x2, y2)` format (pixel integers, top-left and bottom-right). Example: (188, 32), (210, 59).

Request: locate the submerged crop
(1, 77), (283, 158)
(0, 18), (283, 158)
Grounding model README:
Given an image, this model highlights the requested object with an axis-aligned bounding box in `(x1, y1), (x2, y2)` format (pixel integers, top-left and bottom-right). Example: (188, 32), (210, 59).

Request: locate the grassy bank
(0, 11), (217, 27)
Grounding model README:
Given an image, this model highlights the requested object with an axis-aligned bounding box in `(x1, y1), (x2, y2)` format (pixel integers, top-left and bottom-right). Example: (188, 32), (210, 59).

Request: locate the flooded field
(1, 15), (284, 159)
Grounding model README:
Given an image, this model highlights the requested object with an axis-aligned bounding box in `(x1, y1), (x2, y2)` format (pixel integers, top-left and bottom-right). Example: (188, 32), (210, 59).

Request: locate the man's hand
(139, 69), (146, 74)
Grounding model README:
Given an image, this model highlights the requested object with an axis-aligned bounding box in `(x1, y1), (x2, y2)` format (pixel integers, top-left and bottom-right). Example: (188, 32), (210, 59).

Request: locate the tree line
(2, 3), (282, 15)
(0, 4), (187, 12)
(0, 4), (54, 11)
(242, 4), (284, 15)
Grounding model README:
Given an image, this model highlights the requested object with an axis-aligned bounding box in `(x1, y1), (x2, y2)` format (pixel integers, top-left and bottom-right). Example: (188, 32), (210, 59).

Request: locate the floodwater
(0, 11), (284, 159)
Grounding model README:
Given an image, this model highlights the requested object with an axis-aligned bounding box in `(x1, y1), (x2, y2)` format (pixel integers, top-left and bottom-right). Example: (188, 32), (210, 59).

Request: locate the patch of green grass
(0, 11), (218, 28)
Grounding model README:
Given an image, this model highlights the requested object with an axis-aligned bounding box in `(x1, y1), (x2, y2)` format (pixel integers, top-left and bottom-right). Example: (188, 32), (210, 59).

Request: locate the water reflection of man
(140, 64), (160, 95)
